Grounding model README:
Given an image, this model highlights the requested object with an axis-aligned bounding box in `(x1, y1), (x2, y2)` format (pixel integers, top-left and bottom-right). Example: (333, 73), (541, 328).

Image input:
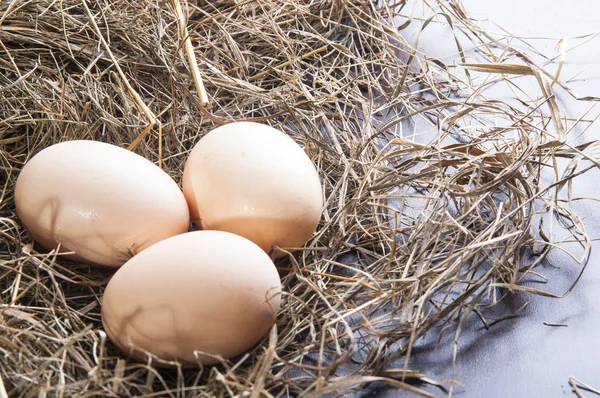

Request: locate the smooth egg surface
(15, 140), (190, 267)
(101, 230), (282, 367)
(183, 122), (323, 257)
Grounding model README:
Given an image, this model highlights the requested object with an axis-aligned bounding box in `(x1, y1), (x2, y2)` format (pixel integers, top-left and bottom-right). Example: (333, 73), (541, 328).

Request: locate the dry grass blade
(460, 63), (536, 75)
(0, 0), (598, 396)
(80, 0), (163, 165)
(569, 377), (600, 397)
(173, 0), (209, 107)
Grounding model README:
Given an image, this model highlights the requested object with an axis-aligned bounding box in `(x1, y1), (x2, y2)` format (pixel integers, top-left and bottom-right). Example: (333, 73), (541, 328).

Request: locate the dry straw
(0, 0), (597, 396)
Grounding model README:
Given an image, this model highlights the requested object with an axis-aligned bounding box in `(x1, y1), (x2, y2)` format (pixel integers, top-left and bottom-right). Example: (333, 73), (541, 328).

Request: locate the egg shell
(101, 230), (282, 367)
(14, 140), (190, 267)
(183, 122), (323, 257)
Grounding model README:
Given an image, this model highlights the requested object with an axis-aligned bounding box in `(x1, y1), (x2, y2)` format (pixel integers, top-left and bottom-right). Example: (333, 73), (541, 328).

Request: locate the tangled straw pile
(0, 0), (597, 396)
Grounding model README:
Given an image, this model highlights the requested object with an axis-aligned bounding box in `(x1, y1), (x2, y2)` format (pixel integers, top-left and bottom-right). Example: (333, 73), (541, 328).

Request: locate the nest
(0, 0), (596, 396)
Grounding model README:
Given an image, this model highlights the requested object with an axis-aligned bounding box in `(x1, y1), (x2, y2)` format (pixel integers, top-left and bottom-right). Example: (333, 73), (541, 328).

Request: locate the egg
(14, 140), (190, 267)
(101, 230), (282, 367)
(183, 122), (323, 257)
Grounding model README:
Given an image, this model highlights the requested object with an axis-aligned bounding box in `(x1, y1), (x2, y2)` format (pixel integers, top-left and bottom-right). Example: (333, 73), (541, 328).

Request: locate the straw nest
(0, 0), (597, 396)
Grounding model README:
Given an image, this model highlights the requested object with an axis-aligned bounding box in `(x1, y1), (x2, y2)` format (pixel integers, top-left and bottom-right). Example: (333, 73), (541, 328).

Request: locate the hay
(0, 0), (596, 396)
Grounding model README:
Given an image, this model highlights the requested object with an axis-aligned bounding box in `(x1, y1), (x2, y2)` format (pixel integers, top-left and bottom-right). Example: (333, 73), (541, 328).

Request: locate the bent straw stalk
(0, 0), (597, 396)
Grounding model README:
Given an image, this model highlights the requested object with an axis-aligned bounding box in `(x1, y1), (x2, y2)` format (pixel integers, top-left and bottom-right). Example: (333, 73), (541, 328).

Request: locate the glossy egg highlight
(14, 140), (190, 267)
(183, 122), (323, 257)
(101, 230), (282, 367)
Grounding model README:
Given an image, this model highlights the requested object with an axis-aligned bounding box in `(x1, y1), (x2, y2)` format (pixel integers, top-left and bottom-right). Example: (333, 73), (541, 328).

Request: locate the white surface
(387, 1), (600, 397)
(463, 0), (600, 38)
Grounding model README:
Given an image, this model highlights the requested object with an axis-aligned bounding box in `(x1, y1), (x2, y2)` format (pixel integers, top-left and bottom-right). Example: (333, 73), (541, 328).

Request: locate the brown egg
(183, 122), (323, 257)
(101, 230), (282, 367)
(14, 140), (190, 267)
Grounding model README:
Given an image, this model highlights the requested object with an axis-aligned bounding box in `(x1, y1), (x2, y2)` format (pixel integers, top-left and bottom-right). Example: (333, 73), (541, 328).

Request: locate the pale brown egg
(14, 140), (190, 267)
(101, 230), (282, 367)
(183, 122), (323, 257)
